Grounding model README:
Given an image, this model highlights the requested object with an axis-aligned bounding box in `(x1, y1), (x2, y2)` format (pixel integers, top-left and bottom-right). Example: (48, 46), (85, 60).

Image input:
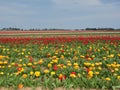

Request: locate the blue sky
(0, 0), (120, 29)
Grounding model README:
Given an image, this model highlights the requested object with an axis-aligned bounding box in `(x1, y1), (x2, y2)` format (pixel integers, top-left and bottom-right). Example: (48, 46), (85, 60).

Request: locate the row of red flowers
(0, 36), (120, 45)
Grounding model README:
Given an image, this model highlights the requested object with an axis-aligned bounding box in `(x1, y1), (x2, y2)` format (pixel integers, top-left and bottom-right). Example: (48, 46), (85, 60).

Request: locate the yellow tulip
(27, 63), (32, 66)
(105, 77), (111, 81)
(22, 74), (27, 79)
(70, 74), (76, 78)
(51, 72), (55, 76)
(30, 71), (34, 75)
(34, 71), (40, 77)
(48, 63), (52, 68)
(44, 69), (50, 74)
(117, 76), (120, 79)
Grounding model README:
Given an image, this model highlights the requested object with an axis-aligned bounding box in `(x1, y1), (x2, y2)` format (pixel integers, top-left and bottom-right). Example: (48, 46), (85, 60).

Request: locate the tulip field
(0, 31), (120, 90)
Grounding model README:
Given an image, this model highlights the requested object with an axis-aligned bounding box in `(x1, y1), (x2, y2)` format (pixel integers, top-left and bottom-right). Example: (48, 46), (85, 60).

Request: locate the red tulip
(58, 74), (66, 81)
(53, 65), (58, 71)
(29, 56), (33, 62)
(32, 66), (36, 69)
(71, 72), (76, 75)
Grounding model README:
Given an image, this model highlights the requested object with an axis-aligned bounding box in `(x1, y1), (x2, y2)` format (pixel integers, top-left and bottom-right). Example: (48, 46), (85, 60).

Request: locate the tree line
(85, 28), (119, 31)
(0, 27), (120, 31)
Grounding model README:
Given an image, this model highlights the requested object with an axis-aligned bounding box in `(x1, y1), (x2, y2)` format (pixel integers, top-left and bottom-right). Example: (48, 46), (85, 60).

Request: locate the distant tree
(86, 28), (96, 30)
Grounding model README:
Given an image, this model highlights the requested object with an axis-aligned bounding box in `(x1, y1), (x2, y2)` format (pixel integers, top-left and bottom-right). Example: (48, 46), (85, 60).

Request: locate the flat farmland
(0, 30), (120, 37)
(0, 30), (120, 90)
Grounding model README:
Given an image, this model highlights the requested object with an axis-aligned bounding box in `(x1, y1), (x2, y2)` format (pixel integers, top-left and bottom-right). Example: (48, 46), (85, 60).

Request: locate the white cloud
(52, 0), (102, 9)
(51, 0), (120, 12)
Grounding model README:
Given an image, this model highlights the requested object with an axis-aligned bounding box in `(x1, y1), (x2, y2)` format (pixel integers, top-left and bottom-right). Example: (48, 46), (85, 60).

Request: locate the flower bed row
(0, 36), (120, 44)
